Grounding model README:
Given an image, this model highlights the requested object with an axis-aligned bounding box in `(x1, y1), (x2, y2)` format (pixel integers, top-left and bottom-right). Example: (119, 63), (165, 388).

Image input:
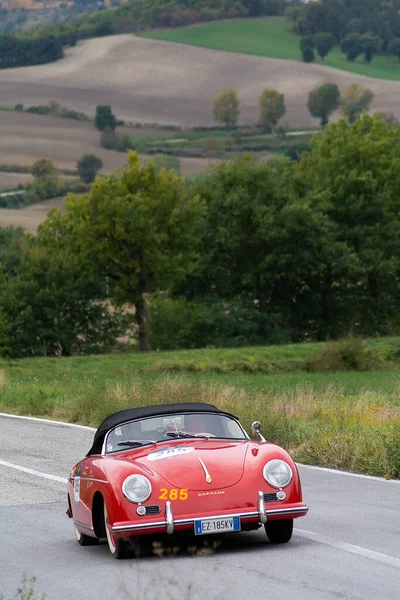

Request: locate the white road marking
(297, 529), (400, 569)
(0, 412), (95, 431)
(1, 449), (399, 570)
(297, 463), (400, 484)
(0, 459), (67, 484)
(0, 412), (399, 483)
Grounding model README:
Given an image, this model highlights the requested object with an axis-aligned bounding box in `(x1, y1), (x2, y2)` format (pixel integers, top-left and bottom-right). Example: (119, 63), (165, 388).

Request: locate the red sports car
(67, 402), (308, 558)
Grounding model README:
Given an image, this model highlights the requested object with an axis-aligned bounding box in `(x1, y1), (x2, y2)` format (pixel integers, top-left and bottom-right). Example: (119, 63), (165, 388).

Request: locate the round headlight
(263, 460), (292, 488)
(122, 475), (152, 503)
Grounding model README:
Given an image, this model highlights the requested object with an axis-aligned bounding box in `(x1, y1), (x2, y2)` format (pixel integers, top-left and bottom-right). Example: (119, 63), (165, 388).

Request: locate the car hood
(126, 440), (250, 490)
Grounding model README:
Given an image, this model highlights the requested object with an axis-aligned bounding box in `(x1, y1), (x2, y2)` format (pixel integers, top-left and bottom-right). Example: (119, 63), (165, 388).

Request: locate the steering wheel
(194, 432), (216, 438)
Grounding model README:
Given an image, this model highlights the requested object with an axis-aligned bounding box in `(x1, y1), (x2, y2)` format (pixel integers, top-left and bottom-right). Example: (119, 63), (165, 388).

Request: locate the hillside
(0, 0), (125, 33)
(144, 18), (400, 81)
(2, 34), (400, 128)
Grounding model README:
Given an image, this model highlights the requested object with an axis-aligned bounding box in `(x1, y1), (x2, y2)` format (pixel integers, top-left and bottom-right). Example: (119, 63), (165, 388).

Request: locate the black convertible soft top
(87, 402), (237, 456)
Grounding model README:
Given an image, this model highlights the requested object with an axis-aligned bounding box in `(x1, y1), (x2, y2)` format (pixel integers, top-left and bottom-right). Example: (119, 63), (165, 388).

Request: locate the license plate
(194, 516), (241, 535)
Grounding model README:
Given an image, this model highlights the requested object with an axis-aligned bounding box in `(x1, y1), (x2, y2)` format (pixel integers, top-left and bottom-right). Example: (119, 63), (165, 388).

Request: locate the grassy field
(1, 338), (399, 479)
(143, 18), (400, 82)
(127, 128), (313, 157)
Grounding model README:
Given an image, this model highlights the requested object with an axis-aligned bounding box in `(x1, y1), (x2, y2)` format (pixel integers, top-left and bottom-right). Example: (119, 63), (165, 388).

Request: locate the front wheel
(104, 501), (133, 559)
(74, 524), (98, 546)
(265, 519), (293, 544)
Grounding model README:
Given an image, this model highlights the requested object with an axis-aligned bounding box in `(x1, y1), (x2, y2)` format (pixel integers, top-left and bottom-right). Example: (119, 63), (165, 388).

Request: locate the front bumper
(112, 491), (309, 537)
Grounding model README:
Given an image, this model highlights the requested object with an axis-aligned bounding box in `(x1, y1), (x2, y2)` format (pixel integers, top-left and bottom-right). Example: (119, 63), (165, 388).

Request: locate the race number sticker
(74, 464), (82, 504)
(147, 446), (194, 462)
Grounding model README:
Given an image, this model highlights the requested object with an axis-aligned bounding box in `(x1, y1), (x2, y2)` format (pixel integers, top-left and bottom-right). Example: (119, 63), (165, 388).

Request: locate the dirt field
(0, 111), (213, 183)
(0, 196), (66, 232)
(2, 35), (400, 127)
(0, 172), (35, 190)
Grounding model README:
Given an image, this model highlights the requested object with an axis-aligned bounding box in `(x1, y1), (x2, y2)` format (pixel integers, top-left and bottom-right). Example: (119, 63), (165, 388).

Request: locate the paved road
(0, 414), (399, 600)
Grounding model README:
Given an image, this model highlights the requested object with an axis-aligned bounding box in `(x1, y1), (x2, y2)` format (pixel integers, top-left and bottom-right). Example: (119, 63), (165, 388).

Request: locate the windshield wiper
(115, 439), (156, 448)
(166, 431), (196, 439)
(166, 431), (214, 439)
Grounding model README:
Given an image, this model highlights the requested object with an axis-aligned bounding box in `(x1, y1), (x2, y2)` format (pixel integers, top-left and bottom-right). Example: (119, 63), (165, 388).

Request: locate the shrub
(100, 126), (118, 149)
(306, 338), (385, 372)
(77, 154), (103, 183)
(31, 158), (56, 179)
(94, 105), (121, 131)
(284, 143), (310, 161)
(116, 136), (132, 152)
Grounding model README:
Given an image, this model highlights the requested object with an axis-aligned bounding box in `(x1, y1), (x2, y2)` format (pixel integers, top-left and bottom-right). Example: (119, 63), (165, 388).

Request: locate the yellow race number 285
(159, 488), (188, 500)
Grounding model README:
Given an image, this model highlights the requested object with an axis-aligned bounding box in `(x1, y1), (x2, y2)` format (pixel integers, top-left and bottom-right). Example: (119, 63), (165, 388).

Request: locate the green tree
(341, 33), (363, 61)
(0, 306), (10, 357)
(259, 89), (286, 131)
(94, 105), (120, 132)
(300, 35), (314, 53)
(313, 32), (335, 59)
(177, 154), (354, 341)
(77, 154), (103, 184)
(307, 83), (340, 127)
(31, 158), (56, 179)
(360, 33), (381, 63)
(297, 115), (400, 335)
(39, 152), (205, 351)
(340, 83), (373, 123)
(0, 246), (124, 357)
(388, 37), (400, 61)
(300, 36), (315, 62)
(374, 111), (398, 126)
(0, 225), (28, 279)
(302, 46), (315, 62)
(212, 89), (240, 128)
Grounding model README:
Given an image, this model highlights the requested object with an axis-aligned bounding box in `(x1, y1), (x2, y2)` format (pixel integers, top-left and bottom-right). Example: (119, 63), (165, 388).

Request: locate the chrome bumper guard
(112, 491), (309, 535)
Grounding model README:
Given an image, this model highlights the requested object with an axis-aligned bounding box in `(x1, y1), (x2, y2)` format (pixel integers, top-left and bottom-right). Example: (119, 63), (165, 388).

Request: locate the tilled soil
(1, 34), (400, 126)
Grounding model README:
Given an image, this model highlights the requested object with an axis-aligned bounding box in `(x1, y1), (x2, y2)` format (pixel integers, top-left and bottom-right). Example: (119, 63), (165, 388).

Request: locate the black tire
(265, 519), (293, 544)
(104, 501), (134, 559)
(74, 524), (98, 546)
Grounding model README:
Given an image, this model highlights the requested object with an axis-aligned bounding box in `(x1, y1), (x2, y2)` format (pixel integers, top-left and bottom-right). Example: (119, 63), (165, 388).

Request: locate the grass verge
(142, 18), (400, 81)
(1, 339), (399, 479)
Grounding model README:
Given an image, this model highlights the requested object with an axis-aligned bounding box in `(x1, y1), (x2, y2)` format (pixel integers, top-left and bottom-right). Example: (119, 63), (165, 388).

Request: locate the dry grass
(2, 374), (395, 478)
(0, 369), (5, 389)
(2, 35), (400, 127)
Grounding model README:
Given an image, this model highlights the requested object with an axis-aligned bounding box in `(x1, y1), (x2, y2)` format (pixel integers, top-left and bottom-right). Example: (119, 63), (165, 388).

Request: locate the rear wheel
(265, 519), (293, 544)
(74, 524), (98, 546)
(104, 501), (133, 559)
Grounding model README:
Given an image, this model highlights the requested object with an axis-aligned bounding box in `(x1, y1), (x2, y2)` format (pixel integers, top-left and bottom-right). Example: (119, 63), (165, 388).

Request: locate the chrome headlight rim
(122, 474), (152, 504)
(263, 459), (293, 489)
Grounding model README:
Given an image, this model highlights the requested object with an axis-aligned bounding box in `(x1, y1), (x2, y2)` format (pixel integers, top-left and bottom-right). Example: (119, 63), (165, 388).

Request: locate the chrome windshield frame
(101, 412), (250, 457)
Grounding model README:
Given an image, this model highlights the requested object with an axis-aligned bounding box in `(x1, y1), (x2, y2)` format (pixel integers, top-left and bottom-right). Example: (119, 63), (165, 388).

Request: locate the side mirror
(251, 420), (266, 443)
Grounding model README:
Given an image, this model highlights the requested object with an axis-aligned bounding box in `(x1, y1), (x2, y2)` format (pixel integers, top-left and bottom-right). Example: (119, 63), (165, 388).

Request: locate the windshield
(104, 412), (248, 454)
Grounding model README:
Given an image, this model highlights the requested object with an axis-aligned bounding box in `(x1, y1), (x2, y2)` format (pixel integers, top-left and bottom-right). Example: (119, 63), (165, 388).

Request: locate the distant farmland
(2, 35), (400, 128)
(0, 111), (213, 184)
(143, 18), (400, 82)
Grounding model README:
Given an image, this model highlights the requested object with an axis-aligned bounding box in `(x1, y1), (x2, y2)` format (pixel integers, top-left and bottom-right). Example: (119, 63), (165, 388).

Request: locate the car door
(72, 459), (92, 528)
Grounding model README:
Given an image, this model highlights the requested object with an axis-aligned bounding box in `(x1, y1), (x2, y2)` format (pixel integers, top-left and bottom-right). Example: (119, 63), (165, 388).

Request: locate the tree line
(0, 34), (63, 69)
(3, 0), (285, 68)
(212, 82), (373, 129)
(287, 0), (400, 64)
(1, 114), (400, 356)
